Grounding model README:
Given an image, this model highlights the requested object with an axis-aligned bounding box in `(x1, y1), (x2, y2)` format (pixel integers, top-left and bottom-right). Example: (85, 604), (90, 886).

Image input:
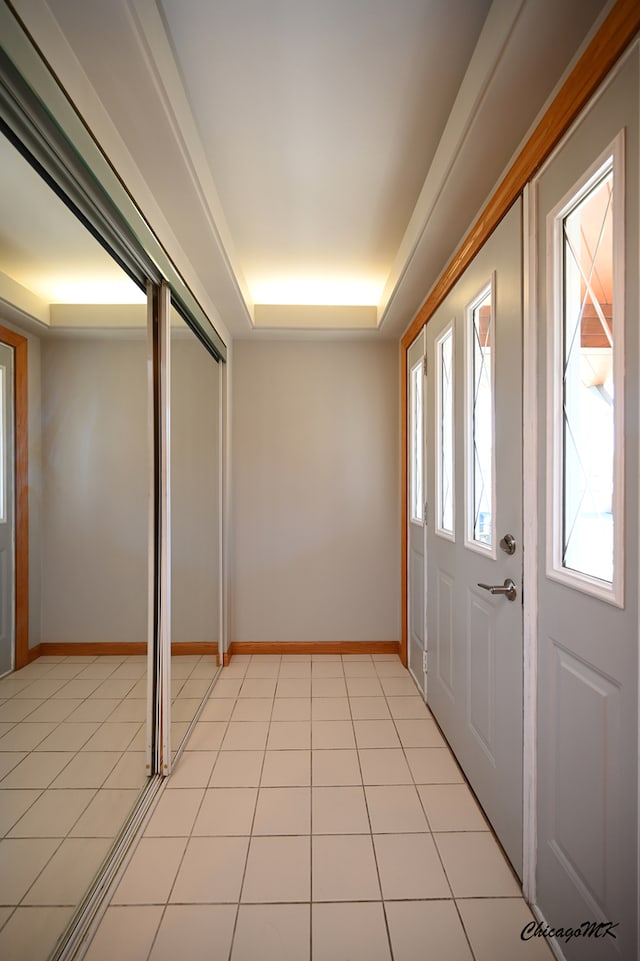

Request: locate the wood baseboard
(225, 641), (401, 663)
(35, 642), (216, 658)
(171, 643), (218, 657)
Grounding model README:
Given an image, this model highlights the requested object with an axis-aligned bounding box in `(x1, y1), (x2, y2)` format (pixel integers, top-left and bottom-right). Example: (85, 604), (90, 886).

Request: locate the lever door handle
(477, 578), (517, 601)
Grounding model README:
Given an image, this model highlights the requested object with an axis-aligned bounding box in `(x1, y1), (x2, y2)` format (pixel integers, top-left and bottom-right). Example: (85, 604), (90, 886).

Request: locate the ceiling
(6, 0), (612, 339)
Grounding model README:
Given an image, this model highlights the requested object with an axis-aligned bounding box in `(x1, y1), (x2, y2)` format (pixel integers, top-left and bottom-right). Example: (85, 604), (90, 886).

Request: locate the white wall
(230, 339), (400, 643)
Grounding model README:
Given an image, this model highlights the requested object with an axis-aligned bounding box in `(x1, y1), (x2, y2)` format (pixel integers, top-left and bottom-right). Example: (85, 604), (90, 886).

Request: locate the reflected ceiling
(0, 133), (145, 329)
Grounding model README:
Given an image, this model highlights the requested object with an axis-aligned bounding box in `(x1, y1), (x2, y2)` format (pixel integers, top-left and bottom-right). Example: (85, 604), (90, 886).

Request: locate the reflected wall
(41, 334), (148, 647)
(170, 313), (220, 751)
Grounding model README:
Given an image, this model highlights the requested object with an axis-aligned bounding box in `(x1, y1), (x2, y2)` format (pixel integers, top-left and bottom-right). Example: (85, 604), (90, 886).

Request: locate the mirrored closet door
(169, 312), (221, 754)
(0, 128), (152, 958)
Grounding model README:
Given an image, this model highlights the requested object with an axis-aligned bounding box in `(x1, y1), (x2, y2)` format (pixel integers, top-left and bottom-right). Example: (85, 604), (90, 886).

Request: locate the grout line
(1, 653), (536, 959)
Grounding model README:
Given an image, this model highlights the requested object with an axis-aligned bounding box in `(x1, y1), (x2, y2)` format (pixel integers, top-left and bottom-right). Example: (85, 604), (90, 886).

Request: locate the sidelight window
(410, 358), (424, 524)
(436, 324), (454, 537)
(466, 280), (495, 552)
(548, 133), (624, 602)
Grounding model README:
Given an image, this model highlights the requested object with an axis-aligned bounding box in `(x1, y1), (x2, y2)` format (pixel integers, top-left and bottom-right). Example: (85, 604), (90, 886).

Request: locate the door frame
(400, 0), (640, 900)
(0, 324), (28, 670)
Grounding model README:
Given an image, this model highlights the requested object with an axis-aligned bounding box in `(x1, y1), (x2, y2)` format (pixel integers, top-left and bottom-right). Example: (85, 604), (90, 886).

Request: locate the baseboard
(35, 642), (216, 658)
(27, 644), (41, 663)
(171, 643), (218, 656)
(225, 641), (401, 662)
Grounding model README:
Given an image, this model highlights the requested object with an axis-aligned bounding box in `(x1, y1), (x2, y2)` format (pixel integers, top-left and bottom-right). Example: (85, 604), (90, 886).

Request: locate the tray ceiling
(6, 0), (612, 337)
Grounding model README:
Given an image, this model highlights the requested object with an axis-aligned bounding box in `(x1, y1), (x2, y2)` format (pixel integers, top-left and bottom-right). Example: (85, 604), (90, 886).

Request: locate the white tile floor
(81, 654), (554, 961)
(0, 652), (217, 961)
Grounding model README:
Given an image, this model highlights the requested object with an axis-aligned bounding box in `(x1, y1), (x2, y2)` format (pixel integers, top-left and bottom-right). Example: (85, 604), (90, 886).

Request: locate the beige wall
(39, 329), (221, 647)
(40, 335), (149, 644)
(170, 330), (220, 644)
(230, 339), (400, 643)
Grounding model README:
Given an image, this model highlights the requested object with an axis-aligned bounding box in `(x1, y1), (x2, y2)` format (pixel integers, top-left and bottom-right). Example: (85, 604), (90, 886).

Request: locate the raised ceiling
(8, 0), (612, 338)
(159, 0), (491, 316)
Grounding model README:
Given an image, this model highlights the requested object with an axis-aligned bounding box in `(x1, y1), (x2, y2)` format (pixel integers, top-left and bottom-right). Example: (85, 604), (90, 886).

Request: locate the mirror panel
(170, 312), (220, 754)
(0, 129), (151, 959)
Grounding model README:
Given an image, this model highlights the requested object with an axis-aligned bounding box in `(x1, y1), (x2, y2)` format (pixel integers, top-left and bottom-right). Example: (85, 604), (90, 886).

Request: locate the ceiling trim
(401, 0), (639, 349)
(126, 0), (255, 329)
(378, 0), (526, 329)
(254, 304), (377, 331)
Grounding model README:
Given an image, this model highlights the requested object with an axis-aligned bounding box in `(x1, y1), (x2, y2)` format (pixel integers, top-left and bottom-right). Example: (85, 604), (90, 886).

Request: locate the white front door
(425, 200), (524, 876)
(407, 330), (427, 693)
(0, 341), (14, 676)
(534, 45), (638, 960)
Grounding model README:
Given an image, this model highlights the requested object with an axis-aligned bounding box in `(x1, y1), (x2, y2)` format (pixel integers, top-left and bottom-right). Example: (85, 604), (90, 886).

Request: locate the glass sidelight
(561, 166), (614, 582)
(466, 279), (495, 552)
(410, 357), (424, 524)
(436, 324), (454, 537)
(548, 133), (623, 602)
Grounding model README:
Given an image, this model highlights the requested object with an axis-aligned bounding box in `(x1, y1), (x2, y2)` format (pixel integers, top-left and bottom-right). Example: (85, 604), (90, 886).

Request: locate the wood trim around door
(399, 0), (640, 667)
(0, 325), (29, 670)
(400, 349), (408, 667)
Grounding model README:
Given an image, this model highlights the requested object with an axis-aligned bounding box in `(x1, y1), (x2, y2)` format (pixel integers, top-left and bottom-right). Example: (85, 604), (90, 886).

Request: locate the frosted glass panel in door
(170, 313), (220, 753)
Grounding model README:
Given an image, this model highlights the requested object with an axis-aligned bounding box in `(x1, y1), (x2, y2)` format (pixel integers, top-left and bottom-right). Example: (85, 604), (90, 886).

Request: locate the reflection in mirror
(0, 130), (151, 959)
(170, 312), (220, 755)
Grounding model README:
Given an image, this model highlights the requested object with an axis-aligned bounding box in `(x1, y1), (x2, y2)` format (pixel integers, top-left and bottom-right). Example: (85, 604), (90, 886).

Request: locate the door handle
(477, 578), (518, 601)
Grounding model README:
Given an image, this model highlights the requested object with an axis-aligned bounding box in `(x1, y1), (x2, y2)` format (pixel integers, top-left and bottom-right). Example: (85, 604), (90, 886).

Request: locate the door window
(548, 134), (623, 603)
(466, 279), (495, 552)
(436, 324), (454, 537)
(410, 358), (424, 524)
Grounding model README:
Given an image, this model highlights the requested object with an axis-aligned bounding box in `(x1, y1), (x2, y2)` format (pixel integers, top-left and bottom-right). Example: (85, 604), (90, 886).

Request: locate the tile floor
(81, 654), (554, 961)
(0, 652), (217, 961)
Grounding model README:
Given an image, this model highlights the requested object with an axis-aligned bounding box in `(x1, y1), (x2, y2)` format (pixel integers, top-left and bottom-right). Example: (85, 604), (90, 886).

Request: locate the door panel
(435, 569), (454, 695)
(407, 330), (426, 693)
(0, 341), (14, 676)
(426, 199), (523, 876)
(535, 46), (638, 960)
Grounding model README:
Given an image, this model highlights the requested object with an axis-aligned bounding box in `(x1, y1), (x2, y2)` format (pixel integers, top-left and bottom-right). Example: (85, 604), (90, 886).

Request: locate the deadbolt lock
(499, 533), (517, 555)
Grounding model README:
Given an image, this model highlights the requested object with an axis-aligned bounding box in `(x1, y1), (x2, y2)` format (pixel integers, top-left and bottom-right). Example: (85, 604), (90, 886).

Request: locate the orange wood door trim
(400, 351), (408, 667)
(0, 325), (29, 670)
